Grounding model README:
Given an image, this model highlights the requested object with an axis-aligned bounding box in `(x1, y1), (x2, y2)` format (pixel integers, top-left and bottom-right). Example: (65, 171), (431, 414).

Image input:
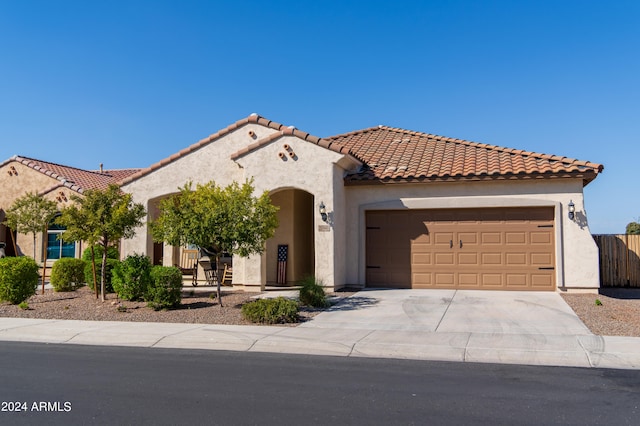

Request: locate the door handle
(460, 240), (463, 248)
(450, 240), (453, 249)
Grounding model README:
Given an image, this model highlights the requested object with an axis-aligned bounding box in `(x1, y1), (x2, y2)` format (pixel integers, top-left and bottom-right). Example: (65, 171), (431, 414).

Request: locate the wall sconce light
(568, 200), (575, 221)
(319, 202), (328, 222)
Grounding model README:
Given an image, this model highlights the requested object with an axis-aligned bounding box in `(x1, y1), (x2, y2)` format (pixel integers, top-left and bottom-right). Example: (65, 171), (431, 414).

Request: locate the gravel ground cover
(561, 288), (640, 337)
(0, 286), (335, 326)
(1, 286), (639, 337)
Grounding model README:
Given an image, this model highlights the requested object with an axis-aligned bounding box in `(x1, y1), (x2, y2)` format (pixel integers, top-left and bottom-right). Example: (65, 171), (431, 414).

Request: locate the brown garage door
(366, 207), (555, 290)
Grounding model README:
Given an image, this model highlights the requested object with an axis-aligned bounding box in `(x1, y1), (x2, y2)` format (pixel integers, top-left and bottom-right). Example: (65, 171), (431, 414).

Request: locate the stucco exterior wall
(121, 127), (354, 291)
(120, 123), (282, 260)
(344, 178), (599, 290)
(235, 134), (351, 290)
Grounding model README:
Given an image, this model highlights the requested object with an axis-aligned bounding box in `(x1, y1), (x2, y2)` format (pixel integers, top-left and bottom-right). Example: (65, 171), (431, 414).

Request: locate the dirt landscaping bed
(561, 288), (640, 337)
(0, 286), (336, 326)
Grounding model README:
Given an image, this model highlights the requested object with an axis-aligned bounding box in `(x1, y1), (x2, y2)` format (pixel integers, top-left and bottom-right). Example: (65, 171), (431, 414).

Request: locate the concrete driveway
(303, 289), (591, 335)
(295, 289), (623, 367)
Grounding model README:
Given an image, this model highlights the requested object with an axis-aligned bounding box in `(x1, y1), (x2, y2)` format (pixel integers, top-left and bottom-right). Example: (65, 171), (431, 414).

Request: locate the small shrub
(0, 256), (39, 304)
(84, 259), (119, 293)
(146, 266), (182, 310)
(595, 299), (602, 306)
(299, 276), (329, 308)
(241, 297), (299, 324)
(19, 301), (29, 310)
(112, 254), (152, 301)
(50, 258), (86, 292)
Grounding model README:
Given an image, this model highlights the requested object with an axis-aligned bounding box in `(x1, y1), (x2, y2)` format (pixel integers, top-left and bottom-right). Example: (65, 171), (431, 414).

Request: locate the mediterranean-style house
(0, 156), (140, 266)
(118, 114), (603, 293)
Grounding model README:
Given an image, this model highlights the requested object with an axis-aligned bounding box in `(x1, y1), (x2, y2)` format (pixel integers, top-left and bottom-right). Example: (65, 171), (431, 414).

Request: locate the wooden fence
(593, 234), (640, 287)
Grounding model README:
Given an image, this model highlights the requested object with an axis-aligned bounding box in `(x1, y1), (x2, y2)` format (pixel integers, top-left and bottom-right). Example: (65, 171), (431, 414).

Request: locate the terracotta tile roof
(118, 114), (603, 188)
(325, 126), (603, 186)
(7, 156), (141, 194)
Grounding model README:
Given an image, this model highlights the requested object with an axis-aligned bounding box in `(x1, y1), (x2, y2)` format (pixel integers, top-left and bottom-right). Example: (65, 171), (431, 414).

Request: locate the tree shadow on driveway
(327, 295), (379, 312)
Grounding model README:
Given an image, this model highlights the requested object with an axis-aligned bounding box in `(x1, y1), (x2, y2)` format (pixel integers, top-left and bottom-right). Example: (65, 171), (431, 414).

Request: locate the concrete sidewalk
(0, 289), (639, 370)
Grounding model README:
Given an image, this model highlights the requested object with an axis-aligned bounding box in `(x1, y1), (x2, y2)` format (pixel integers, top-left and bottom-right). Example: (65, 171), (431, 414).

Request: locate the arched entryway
(266, 188), (315, 286)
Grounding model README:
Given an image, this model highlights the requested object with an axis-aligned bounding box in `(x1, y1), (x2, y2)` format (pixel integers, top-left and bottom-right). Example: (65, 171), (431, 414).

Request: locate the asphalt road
(0, 342), (638, 425)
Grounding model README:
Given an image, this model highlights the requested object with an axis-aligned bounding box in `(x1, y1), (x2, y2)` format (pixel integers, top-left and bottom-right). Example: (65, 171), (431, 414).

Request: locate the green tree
(57, 185), (146, 301)
(3, 192), (58, 294)
(626, 222), (640, 235)
(4, 192), (58, 259)
(150, 179), (278, 306)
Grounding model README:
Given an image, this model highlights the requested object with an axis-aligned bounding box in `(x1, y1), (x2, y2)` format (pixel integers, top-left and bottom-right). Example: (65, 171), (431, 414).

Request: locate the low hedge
(50, 258), (86, 292)
(112, 254), (152, 301)
(146, 266), (182, 310)
(241, 297), (299, 324)
(0, 256), (39, 304)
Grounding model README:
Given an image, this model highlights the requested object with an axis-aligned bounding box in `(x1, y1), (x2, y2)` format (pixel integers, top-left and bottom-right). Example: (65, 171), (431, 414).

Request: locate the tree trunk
(216, 254), (223, 307)
(9, 228), (17, 257)
(91, 246), (98, 299)
(100, 239), (108, 302)
(41, 227), (48, 295)
(32, 234), (37, 260)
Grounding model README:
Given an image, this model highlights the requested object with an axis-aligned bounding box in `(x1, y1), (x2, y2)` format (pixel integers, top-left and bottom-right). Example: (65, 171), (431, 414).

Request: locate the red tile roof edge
(328, 125), (604, 173)
(5, 155), (140, 194)
(119, 114), (292, 186)
(344, 170), (600, 186)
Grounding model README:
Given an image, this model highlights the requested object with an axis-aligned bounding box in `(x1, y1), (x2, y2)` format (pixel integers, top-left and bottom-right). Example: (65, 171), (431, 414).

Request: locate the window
(46, 217), (75, 260)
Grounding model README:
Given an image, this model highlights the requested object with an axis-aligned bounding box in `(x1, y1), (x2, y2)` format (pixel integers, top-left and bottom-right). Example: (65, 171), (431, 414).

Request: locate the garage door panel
(413, 273), (432, 286)
(459, 232), (478, 245)
(434, 232), (454, 245)
(412, 253), (432, 265)
(482, 253), (502, 265)
(435, 273), (455, 286)
(481, 274), (503, 286)
(459, 274), (478, 286)
(435, 252), (455, 265)
(531, 232), (552, 244)
(481, 233), (502, 244)
(506, 253), (527, 265)
(506, 274), (528, 287)
(531, 253), (553, 265)
(505, 232), (527, 244)
(458, 253), (479, 265)
(531, 274), (553, 288)
(366, 208), (555, 290)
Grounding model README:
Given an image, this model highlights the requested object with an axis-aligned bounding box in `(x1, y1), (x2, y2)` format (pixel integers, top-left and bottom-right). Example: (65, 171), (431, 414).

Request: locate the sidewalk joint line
(151, 324), (208, 347)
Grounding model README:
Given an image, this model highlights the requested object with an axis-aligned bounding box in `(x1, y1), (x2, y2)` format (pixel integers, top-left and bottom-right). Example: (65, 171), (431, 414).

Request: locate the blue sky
(1, 0), (638, 234)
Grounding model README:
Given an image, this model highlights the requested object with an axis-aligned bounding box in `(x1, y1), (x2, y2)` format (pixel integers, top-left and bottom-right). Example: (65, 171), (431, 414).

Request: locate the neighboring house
(120, 114), (603, 292)
(0, 155), (140, 266)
